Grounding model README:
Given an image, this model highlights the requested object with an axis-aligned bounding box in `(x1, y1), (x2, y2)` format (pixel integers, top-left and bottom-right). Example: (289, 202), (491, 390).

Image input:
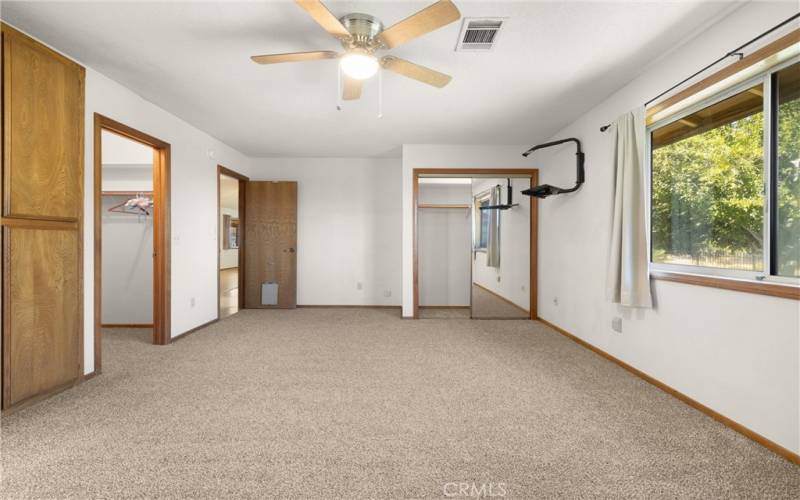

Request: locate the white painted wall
(471, 178), (530, 311)
(101, 131), (154, 324)
(532, 1), (800, 455)
(418, 184), (471, 307)
(84, 72), (251, 372)
(402, 145), (533, 317)
(249, 157), (402, 306)
(101, 194), (153, 324)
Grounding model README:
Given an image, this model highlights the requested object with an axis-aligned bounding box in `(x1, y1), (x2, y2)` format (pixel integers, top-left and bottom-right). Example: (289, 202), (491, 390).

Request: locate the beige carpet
(2, 309), (798, 498)
(471, 284), (529, 319)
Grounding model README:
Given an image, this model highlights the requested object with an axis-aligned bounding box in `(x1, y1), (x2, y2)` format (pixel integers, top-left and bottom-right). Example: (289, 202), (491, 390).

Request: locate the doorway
(218, 166), (248, 319)
(413, 169), (538, 320)
(93, 114), (171, 374)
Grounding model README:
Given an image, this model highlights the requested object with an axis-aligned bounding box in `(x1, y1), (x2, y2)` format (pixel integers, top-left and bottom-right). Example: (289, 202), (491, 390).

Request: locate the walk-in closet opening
(414, 169), (538, 320)
(94, 114), (171, 373)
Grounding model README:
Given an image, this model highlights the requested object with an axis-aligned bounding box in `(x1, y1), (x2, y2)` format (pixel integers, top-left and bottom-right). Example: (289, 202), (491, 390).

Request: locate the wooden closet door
(1, 24), (85, 409)
(244, 182), (297, 309)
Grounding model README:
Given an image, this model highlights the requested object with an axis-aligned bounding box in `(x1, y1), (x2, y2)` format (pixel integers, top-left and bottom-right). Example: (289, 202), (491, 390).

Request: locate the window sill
(650, 270), (800, 300)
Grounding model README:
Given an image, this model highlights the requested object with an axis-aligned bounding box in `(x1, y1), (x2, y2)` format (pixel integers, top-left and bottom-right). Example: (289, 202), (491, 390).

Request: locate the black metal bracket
(521, 138), (585, 199)
(479, 178), (519, 210)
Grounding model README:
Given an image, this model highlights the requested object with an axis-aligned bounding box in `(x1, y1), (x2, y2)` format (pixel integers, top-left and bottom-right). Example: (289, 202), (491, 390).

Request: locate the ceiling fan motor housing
(339, 13), (384, 47)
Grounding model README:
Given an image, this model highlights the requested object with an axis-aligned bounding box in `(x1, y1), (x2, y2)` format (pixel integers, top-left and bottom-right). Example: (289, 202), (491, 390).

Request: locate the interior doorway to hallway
(218, 166), (248, 319)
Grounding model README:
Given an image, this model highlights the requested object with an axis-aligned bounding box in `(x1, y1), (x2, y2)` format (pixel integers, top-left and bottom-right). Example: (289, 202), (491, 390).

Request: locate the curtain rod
(599, 12), (799, 132)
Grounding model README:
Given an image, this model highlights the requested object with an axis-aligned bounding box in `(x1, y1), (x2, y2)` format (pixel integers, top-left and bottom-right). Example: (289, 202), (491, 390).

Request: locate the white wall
(83, 71), (251, 372)
(471, 178), (530, 310)
(101, 194), (153, 324)
(100, 131), (154, 324)
(401, 145), (533, 317)
(249, 157), (402, 306)
(418, 184), (471, 306)
(533, 2), (799, 454)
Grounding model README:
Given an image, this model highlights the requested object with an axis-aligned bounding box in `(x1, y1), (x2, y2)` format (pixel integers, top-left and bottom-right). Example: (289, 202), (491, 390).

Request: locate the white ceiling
(3, 1), (743, 158)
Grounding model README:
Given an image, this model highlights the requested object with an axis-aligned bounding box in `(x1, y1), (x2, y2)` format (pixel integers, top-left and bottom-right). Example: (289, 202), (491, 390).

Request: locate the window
(474, 195), (490, 250)
(649, 59), (800, 283)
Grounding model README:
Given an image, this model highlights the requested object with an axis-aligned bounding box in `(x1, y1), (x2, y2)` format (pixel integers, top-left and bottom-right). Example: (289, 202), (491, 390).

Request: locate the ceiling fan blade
(377, 0), (461, 49)
(381, 56), (452, 88)
(342, 75), (363, 100)
(295, 0), (351, 40)
(251, 51), (339, 64)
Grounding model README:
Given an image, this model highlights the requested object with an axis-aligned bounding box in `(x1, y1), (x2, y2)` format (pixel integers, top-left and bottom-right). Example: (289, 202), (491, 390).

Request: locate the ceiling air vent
(456, 18), (504, 51)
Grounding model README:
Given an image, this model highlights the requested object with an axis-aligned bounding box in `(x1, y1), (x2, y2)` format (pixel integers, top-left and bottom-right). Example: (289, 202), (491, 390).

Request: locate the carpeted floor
(2, 309), (798, 498)
(471, 284), (529, 319)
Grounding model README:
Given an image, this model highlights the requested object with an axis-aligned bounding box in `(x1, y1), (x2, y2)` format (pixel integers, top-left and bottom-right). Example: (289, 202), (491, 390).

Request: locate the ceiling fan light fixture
(340, 52), (379, 80)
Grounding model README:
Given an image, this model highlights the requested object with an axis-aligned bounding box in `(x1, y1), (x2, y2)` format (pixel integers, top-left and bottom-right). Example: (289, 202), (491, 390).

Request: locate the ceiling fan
(251, 0), (461, 100)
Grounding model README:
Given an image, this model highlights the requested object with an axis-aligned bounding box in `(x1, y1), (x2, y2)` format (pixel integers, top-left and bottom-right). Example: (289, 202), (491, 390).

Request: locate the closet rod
(418, 204), (471, 209)
(599, 13), (800, 132)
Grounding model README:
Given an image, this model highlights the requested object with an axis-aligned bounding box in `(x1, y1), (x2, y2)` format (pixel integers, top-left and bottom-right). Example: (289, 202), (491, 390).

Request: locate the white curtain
(486, 185), (501, 268)
(606, 107), (653, 308)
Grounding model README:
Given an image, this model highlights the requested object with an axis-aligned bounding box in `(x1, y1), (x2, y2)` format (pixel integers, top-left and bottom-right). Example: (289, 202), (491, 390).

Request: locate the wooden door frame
(93, 113), (171, 374)
(412, 168), (539, 320)
(217, 165), (248, 317)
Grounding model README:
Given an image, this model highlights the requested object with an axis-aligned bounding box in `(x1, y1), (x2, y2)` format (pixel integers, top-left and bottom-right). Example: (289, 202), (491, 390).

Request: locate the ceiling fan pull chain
(377, 67), (383, 119)
(337, 64), (343, 111)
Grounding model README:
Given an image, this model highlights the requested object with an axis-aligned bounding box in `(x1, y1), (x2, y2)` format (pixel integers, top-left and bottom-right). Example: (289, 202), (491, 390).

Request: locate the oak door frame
(412, 168), (539, 320)
(217, 165), (248, 317)
(93, 113), (171, 374)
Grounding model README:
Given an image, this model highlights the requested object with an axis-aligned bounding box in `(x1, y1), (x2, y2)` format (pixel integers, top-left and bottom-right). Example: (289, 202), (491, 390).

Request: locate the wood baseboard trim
(537, 318), (800, 466)
(102, 323), (153, 328)
(472, 282), (530, 315)
(171, 319), (219, 343)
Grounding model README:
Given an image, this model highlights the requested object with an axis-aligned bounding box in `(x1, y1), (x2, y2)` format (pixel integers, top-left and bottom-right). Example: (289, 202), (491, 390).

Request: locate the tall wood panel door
(1, 24), (85, 410)
(244, 182), (297, 309)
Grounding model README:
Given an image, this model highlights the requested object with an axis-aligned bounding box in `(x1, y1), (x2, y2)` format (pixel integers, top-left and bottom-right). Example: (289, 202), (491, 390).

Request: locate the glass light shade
(340, 53), (379, 80)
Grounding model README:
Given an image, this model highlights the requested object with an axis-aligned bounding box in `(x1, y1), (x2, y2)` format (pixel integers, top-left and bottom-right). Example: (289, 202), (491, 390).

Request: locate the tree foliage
(651, 98), (800, 277)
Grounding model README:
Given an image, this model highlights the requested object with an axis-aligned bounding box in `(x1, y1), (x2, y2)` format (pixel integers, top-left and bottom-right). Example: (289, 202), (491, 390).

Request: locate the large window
(649, 60), (799, 282)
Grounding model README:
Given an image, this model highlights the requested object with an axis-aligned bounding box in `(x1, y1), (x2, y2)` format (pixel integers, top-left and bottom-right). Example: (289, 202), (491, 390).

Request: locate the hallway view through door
(219, 172), (241, 319)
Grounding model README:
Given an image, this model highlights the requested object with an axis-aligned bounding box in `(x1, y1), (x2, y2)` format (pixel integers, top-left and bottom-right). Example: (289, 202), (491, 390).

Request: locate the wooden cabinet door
(244, 181), (297, 309)
(1, 24), (84, 409)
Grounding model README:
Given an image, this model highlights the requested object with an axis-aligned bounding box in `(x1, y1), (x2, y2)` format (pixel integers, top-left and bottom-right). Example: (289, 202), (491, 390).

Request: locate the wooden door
(244, 182), (297, 309)
(1, 24), (85, 409)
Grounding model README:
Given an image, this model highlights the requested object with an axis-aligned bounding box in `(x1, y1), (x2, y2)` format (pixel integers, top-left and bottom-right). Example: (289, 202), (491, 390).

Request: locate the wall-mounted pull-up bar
(521, 138), (585, 199)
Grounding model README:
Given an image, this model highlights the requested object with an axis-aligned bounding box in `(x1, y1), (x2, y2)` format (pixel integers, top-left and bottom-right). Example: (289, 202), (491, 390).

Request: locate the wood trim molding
(537, 317), (800, 466)
(218, 165), (250, 181)
(412, 168), (538, 320)
(646, 28), (800, 123)
(472, 282), (530, 314)
(650, 271), (800, 300)
(94, 113), (172, 376)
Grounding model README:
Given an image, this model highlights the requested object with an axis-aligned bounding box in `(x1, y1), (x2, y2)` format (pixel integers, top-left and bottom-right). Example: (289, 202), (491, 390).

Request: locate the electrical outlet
(190, 297), (196, 308)
(612, 317), (622, 333)
(553, 297), (559, 306)
(521, 285), (526, 291)
(383, 289), (391, 297)
(497, 276), (501, 282)
(356, 282), (363, 290)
